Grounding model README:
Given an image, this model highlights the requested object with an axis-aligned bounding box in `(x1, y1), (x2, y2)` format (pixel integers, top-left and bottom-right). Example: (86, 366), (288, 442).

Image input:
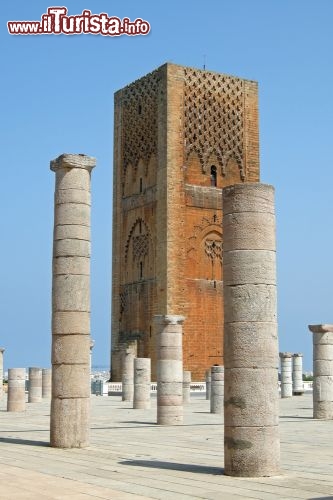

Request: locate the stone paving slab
(0, 393), (333, 499)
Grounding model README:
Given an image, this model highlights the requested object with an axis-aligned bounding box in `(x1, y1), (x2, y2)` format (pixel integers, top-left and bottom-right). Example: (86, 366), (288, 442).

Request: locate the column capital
(0, 348), (5, 353)
(308, 324), (333, 334)
(292, 353), (303, 357)
(153, 314), (185, 326)
(50, 153), (96, 173)
(279, 352), (292, 358)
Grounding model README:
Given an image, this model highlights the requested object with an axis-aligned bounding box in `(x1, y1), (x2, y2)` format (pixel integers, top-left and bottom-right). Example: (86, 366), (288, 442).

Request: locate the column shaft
(42, 369), (52, 399)
(28, 367), (42, 403)
(50, 153), (96, 448)
(183, 371), (191, 404)
(7, 368), (26, 412)
(133, 358), (151, 409)
(309, 324), (333, 419)
(292, 353), (304, 395)
(205, 369), (211, 400)
(155, 315), (184, 425)
(210, 366), (224, 413)
(223, 183), (280, 477)
(122, 349), (135, 402)
(280, 353), (292, 398)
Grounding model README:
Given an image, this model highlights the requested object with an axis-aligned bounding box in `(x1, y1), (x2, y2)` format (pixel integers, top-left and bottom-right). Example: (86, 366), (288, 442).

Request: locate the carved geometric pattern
(122, 70), (159, 175)
(184, 68), (245, 179)
(205, 239), (222, 262)
(133, 234), (149, 261)
(125, 218), (152, 264)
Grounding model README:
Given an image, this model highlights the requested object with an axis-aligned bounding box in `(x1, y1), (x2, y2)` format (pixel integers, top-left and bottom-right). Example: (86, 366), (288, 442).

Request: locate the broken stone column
(0, 348), (4, 399)
(223, 183), (280, 477)
(133, 358), (151, 409)
(183, 371), (191, 404)
(42, 369), (52, 399)
(28, 367), (42, 403)
(279, 352), (293, 398)
(308, 324), (333, 419)
(292, 353), (304, 396)
(50, 153), (96, 448)
(155, 315), (184, 425)
(122, 348), (135, 402)
(7, 368), (26, 412)
(210, 366), (224, 413)
(205, 368), (211, 400)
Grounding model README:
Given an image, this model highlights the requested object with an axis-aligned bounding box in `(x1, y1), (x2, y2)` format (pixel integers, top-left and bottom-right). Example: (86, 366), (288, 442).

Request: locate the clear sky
(1, 0), (333, 373)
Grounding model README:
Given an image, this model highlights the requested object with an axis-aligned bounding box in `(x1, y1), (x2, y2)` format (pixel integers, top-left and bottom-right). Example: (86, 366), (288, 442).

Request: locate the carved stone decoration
(184, 67), (245, 178)
(205, 239), (222, 262)
(133, 234), (149, 261)
(122, 70), (159, 177)
(188, 214), (222, 256)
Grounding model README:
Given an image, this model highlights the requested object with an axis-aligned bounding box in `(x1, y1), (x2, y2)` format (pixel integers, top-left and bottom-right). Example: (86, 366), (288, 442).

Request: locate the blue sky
(1, 1), (332, 373)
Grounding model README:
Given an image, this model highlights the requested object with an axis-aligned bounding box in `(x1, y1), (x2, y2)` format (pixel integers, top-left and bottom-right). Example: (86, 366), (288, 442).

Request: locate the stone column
(28, 367), (42, 403)
(0, 348), (4, 399)
(122, 348), (135, 402)
(205, 368), (211, 400)
(50, 153), (96, 448)
(308, 324), (333, 419)
(292, 353), (304, 396)
(210, 366), (224, 413)
(42, 369), (52, 399)
(133, 358), (151, 409)
(279, 352), (293, 398)
(223, 183), (279, 477)
(7, 368), (26, 412)
(155, 315), (184, 425)
(183, 371), (191, 404)
(90, 339), (95, 375)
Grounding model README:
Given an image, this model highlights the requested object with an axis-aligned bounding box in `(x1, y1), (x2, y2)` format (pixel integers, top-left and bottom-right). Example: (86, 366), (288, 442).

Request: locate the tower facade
(111, 63), (259, 380)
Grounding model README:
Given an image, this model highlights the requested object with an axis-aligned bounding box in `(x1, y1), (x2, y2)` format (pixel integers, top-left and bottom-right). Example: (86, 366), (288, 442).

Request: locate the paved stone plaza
(0, 393), (332, 499)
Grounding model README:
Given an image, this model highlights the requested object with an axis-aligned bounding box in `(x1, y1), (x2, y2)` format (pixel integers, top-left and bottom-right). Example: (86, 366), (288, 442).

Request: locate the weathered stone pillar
(279, 352), (293, 398)
(308, 324), (333, 419)
(210, 366), (224, 413)
(155, 315), (184, 425)
(183, 371), (191, 404)
(90, 339), (95, 375)
(292, 353), (304, 396)
(223, 183), (280, 477)
(122, 348), (135, 402)
(133, 358), (151, 409)
(50, 153), (96, 448)
(28, 367), (42, 403)
(42, 369), (52, 399)
(205, 368), (211, 400)
(7, 368), (26, 412)
(0, 348), (4, 399)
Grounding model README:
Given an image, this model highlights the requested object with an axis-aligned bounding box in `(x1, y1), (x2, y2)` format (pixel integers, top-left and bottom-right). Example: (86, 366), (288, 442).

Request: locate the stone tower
(111, 63), (259, 380)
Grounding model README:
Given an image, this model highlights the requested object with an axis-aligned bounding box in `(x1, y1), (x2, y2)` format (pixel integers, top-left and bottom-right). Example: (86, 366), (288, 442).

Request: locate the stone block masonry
(280, 352), (293, 398)
(50, 153), (96, 448)
(133, 357), (151, 409)
(155, 314), (184, 425)
(111, 63), (260, 381)
(28, 367), (42, 403)
(7, 368), (26, 412)
(223, 183), (280, 477)
(308, 324), (333, 419)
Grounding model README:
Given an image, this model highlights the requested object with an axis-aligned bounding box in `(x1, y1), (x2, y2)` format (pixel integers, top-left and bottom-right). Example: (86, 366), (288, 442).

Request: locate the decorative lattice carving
(184, 68), (244, 179)
(205, 240), (222, 262)
(122, 70), (159, 175)
(133, 234), (149, 261)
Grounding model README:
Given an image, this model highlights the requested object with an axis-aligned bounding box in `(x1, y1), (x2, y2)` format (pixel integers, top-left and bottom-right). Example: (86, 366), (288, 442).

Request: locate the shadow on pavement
(119, 459), (223, 475)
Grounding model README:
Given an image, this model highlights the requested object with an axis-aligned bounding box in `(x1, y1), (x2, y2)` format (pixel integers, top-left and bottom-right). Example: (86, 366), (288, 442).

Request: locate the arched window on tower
(210, 165), (217, 187)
